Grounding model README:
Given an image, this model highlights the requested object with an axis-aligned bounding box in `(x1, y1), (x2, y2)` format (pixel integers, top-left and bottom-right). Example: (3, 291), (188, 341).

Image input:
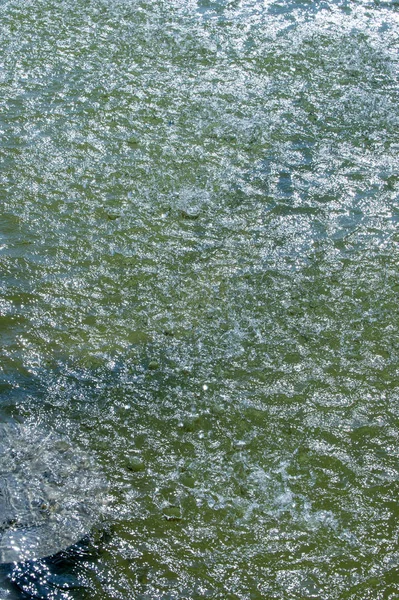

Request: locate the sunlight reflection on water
(1, 0), (399, 597)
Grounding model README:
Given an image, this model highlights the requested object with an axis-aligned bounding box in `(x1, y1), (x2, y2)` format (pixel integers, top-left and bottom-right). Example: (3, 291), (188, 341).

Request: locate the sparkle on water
(1, 0), (399, 598)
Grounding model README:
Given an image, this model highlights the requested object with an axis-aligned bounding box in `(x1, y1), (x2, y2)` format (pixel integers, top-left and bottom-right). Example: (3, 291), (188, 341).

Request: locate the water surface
(1, 0), (399, 597)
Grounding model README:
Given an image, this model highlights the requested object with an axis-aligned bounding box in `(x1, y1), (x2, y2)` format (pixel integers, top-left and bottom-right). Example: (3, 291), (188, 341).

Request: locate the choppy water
(1, 0), (399, 597)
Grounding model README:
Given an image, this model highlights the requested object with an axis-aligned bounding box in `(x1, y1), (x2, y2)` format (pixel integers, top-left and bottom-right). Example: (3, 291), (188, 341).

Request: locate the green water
(1, 0), (399, 597)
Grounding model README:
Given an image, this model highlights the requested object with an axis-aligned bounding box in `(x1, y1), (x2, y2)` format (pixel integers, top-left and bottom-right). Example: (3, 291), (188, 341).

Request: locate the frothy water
(1, 0), (399, 597)
(0, 421), (108, 565)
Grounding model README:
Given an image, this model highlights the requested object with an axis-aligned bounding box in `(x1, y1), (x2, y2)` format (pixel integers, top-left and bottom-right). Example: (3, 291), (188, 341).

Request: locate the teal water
(1, 0), (399, 597)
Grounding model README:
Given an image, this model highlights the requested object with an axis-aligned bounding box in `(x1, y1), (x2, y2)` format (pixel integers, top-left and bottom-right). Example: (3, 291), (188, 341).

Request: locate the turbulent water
(1, 0), (399, 597)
